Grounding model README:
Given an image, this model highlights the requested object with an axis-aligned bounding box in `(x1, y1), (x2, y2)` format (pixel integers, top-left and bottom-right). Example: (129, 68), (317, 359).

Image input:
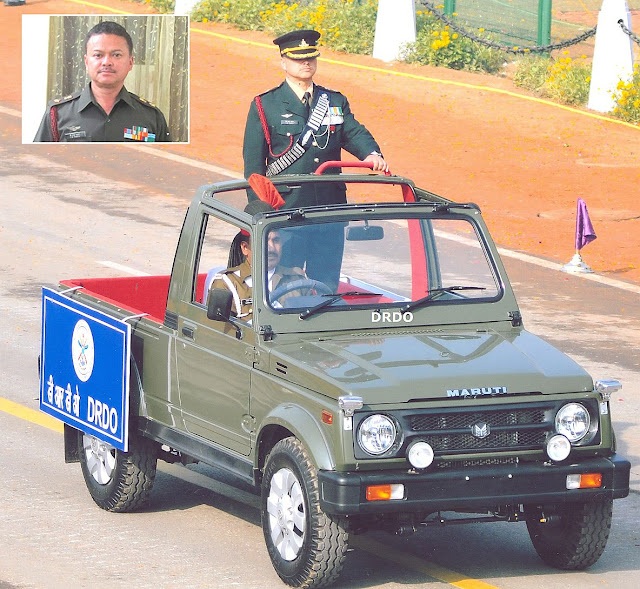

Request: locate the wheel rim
(266, 467), (306, 561)
(82, 434), (116, 485)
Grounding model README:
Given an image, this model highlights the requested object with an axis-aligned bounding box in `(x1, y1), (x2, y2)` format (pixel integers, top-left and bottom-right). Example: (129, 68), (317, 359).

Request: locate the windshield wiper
(401, 286), (486, 314)
(299, 291), (381, 320)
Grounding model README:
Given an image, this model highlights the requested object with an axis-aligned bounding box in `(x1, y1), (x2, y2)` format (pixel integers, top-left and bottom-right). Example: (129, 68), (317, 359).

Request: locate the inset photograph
(23, 14), (189, 143)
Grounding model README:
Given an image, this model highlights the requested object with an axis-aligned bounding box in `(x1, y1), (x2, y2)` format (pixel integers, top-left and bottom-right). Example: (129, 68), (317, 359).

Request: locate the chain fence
(420, 1), (639, 56)
(619, 18), (640, 46)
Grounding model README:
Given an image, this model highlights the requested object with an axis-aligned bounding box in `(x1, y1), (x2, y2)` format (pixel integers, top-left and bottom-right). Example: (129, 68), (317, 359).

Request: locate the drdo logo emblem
(72, 319), (94, 382)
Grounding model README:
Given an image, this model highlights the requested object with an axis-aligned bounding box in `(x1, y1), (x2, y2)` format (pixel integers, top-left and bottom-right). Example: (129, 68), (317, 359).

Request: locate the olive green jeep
(46, 164), (630, 588)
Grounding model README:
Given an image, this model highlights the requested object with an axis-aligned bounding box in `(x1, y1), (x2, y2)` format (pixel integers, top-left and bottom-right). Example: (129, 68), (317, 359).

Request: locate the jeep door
(175, 211), (253, 456)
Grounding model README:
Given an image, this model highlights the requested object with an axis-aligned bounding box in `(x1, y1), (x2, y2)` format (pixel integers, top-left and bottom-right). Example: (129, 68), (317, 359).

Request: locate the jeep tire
(261, 437), (350, 588)
(525, 499), (613, 569)
(78, 431), (157, 512)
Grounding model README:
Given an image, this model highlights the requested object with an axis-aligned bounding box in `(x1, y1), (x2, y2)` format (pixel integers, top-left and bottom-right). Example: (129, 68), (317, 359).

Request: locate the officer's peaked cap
(274, 29), (320, 60)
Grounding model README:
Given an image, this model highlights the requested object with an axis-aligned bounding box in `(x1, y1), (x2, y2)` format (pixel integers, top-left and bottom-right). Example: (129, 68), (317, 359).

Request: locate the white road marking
(98, 261), (151, 276)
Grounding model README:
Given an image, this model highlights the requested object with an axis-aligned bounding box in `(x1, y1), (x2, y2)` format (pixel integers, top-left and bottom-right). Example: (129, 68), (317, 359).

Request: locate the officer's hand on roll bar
(364, 152), (389, 173)
(315, 160), (391, 176)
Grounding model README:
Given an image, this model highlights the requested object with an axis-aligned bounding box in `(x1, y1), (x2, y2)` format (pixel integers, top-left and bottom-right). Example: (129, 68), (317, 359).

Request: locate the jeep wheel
(261, 437), (349, 588)
(525, 499), (613, 569)
(78, 431), (157, 512)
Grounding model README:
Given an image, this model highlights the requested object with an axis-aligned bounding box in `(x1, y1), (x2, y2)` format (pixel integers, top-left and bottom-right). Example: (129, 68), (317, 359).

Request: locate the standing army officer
(34, 21), (170, 142)
(242, 29), (388, 288)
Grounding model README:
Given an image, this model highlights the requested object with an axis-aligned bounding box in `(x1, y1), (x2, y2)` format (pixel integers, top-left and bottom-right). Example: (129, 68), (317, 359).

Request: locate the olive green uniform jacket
(34, 85), (170, 142)
(243, 82), (381, 208)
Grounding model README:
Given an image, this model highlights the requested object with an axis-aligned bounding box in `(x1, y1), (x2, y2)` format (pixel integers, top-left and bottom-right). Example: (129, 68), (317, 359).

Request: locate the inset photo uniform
(34, 85), (170, 142)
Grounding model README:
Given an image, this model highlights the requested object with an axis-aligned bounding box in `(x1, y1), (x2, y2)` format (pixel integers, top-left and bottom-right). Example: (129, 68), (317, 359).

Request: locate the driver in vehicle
(209, 202), (307, 322)
(267, 230), (307, 303)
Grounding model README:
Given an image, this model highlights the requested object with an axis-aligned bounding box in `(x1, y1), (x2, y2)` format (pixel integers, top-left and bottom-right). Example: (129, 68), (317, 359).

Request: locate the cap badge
(299, 39), (309, 47)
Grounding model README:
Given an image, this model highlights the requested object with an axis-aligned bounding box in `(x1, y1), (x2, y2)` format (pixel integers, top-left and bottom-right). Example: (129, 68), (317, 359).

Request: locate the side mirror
(207, 288), (233, 321)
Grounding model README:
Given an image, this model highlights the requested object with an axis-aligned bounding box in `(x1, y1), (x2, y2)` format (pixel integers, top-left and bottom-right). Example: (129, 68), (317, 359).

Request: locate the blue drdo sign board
(40, 287), (130, 451)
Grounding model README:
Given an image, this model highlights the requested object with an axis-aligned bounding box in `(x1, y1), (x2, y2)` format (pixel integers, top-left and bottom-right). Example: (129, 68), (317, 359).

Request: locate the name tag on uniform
(280, 119), (298, 125)
(64, 130), (87, 140)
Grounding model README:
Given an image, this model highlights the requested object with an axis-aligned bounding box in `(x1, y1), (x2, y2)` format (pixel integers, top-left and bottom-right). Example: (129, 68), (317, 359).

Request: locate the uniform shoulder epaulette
(48, 91), (81, 107)
(257, 84), (282, 98)
(317, 84), (340, 96)
(130, 92), (161, 111)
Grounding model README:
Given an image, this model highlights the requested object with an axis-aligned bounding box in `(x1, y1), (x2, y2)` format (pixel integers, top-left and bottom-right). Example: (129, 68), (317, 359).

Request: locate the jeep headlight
(555, 403), (590, 443)
(358, 414), (396, 455)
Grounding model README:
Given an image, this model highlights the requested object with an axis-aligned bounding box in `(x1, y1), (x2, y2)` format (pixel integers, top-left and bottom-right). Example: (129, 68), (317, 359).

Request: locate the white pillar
(373, 0), (416, 63)
(587, 0), (635, 113)
(22, 15), (51, 143)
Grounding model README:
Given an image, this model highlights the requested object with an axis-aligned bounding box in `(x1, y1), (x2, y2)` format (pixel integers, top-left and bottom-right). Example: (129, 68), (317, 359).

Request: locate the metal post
(537, 0), (552, 46)
(443, 0), (456, 17)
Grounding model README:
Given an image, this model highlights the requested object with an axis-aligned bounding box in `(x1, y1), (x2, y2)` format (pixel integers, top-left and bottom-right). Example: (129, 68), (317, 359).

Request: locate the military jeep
(43, 163), (630, 588)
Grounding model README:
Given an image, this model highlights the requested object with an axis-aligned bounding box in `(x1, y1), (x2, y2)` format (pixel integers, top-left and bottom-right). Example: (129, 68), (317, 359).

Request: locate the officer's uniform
(242, 30), (383, 288)
(243, 81), (381, 208)
(271, 266), (307, 302)
(243, 29), (382, 208)
(34, 84), (170, 142)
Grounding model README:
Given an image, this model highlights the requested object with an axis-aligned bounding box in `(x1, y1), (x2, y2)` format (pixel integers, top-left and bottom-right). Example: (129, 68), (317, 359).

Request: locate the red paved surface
(4, 0), (640, 283)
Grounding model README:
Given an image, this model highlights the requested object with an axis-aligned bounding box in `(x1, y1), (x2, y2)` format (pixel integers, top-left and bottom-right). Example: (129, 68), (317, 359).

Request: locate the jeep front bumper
(318, 455), (631, 515)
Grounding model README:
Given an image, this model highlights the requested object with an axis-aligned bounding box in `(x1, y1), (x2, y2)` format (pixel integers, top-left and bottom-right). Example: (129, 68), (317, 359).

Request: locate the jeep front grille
(406, 404), (553, 454)
(410, 408), (545, 431)
(423, 429), (547, 452)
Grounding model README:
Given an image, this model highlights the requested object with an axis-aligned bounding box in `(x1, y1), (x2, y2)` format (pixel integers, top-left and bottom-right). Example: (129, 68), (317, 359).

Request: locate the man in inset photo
(30, 17), (188, 142)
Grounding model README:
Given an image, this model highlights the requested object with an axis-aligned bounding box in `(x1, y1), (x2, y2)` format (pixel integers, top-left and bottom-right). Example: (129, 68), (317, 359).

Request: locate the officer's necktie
(303, 92), (311, 117)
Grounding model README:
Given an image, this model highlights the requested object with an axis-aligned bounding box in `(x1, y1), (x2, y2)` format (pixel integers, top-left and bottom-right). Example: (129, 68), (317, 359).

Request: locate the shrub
(191, 0), (378, 52)
(514, 52), (591, 106)
(402, 11), (504, 74)
(544, 53), (591, 106)
(138, 0), (174, 13)
(192, 0), (270, 30)
(613, 63), (640, 124)
(513, 55), (548, 92)
(258, 0), (378, 54)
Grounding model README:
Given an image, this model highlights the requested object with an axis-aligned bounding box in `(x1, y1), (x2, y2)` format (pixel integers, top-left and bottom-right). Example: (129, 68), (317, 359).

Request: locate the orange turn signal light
(579, 473), (602, 488)
(366, 484), (404, 501)
(566, 473), (602, 489)
(321, 410), (333, 424)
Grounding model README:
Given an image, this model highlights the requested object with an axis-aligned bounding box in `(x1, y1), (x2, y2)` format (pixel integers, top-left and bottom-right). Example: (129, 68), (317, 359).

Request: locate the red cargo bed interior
(61, 276), (172, 324)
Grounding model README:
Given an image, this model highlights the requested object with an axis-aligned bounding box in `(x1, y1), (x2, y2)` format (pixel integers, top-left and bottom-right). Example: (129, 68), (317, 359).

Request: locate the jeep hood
(271, 329), (593, 404)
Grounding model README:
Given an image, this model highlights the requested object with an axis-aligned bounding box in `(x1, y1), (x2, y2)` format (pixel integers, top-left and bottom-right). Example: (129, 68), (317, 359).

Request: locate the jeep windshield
(262, 209), (502, 318)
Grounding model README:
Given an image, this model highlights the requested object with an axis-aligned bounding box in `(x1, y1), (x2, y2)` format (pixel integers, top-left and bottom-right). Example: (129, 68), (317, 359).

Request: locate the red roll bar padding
(314, 160), (391, 176)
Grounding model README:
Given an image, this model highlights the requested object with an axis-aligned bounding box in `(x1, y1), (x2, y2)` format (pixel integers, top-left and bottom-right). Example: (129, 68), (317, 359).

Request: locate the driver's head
(267, 230), (282, 271)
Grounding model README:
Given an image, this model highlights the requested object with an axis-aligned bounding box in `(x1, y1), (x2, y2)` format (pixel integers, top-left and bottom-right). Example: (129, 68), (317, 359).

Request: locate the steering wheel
(269, 278), (333, 304)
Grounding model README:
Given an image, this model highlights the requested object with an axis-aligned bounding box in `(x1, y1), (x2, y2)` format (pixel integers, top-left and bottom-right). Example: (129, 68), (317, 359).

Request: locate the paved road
(1, 109), (639, 588)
